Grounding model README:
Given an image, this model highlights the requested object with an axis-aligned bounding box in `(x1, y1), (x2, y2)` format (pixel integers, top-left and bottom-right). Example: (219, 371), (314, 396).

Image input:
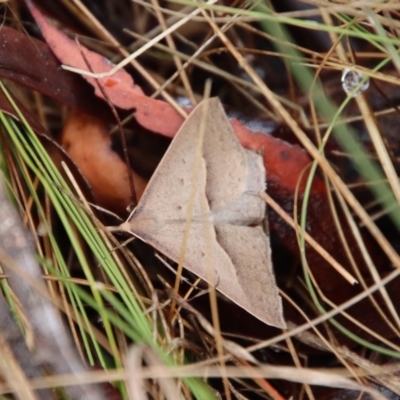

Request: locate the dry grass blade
(0, 363), (389, 400)
(320, 11), (400, 332)
(0, 327), (38, 400)
(263, 192), (357, 284)
(150, 0), (196, 105)
(0, 172), (107, 400)
(62, 0), (218, 80)
(126, 345), (182, 400)
(172, 291), (258, 363)
(291, 324), (400, 396)
(66, 0), (186, 115)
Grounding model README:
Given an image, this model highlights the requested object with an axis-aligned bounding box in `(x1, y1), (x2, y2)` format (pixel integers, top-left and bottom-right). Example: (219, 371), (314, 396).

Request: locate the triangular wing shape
(202, 103), (266, 226)
(129, 157), (239, 292)
(216, 224), (285, 327)
(124, 98), (285, 328)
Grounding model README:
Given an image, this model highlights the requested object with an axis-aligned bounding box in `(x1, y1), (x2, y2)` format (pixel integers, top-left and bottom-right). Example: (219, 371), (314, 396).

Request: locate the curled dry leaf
(0, 24), (111, 119)
(27, 0), (185, 138)
(120, 98), (286, 328)
(62, 111), (147, 214)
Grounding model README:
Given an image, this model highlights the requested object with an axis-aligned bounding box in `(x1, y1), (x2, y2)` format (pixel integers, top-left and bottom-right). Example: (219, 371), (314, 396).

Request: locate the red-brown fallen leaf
(0, 25), (112, 119)
(230, 119), (327, 195)
(0, 89), (103, 207)
(27, 1), (185, 138)
(62, 111), (147, 215)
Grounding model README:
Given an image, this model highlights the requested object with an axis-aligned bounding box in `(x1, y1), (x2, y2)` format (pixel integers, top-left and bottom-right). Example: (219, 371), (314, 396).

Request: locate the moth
(120, 98), (285, 328)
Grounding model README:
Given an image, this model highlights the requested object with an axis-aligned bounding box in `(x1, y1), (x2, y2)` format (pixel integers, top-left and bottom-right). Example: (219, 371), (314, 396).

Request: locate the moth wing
(216, 224), (286, 328)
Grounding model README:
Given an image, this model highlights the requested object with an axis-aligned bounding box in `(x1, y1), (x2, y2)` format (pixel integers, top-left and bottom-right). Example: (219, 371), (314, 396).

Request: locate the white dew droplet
(341, 68), (370, 97)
